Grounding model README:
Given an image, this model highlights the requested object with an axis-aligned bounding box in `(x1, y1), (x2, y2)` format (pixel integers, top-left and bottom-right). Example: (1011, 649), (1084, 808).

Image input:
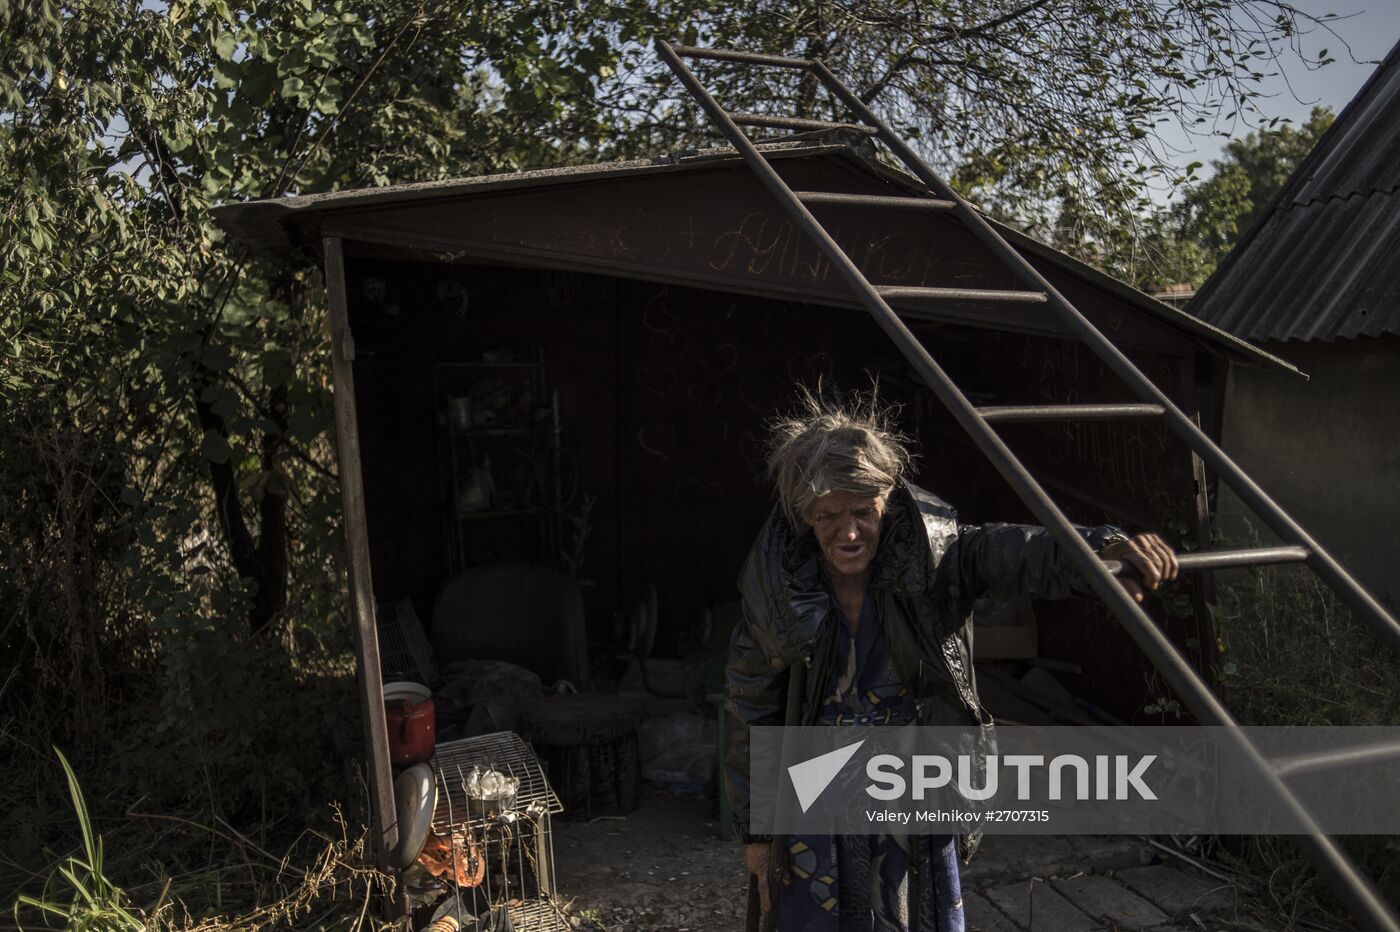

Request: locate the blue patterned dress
(776, 595), (965, 932)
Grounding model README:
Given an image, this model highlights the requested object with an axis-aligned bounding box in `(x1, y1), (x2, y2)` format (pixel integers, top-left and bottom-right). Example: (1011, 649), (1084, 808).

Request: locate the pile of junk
(376, 567), (728, 931)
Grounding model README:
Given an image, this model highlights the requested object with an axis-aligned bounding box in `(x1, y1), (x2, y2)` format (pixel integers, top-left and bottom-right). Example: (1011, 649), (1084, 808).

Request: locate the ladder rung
(978, 404), (1166, 423)
(876, 285), (1047, 305)
(1104, 546), (1310, 577)
(796, 192), (958, 211)
(1274, 741), (1400, 779)
(727, 112), (878, 136)
(671, 45), (813, 69)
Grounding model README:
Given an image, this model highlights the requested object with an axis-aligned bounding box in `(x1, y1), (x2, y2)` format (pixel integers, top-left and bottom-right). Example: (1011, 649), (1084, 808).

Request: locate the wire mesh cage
(427, 732), (569, 931)
(376, 599), (438, 686)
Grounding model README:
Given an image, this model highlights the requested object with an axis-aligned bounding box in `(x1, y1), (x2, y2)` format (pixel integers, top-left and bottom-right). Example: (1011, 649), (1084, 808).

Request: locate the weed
(1214, 560), (1400, 726)
(13, 748), (145, 931)
(10, 758), (396, 932)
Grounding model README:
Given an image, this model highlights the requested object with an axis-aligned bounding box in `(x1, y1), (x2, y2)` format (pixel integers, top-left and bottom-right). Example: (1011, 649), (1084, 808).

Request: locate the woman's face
(807, 490), (885, 581)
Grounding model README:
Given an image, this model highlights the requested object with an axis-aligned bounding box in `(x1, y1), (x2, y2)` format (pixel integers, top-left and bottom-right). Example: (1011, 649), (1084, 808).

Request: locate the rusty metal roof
(1190, 38), (1400, 343)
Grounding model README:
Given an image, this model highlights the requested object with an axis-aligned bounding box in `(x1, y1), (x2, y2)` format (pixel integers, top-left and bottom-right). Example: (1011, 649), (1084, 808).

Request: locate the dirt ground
(552, 786), (746, 931)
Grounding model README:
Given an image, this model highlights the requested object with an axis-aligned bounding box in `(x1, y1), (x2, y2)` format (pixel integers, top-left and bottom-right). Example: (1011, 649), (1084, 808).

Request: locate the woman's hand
(1102, 532), (1179, 602)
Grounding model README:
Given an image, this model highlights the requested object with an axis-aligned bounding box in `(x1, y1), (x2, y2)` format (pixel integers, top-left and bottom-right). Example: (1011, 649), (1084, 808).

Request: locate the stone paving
(552, 788), (1303, 931)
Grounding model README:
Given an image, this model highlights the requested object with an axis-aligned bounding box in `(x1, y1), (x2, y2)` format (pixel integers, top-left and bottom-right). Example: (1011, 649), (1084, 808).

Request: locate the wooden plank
(324, 236), (400, 872)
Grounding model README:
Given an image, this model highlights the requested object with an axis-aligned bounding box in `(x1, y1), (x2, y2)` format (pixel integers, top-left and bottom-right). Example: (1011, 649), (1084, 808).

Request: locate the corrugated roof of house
(1190, 38), (1400, 343)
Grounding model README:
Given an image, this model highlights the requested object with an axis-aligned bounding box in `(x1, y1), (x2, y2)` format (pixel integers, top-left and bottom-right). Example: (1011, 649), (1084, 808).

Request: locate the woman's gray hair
(766, 386), (913, 528)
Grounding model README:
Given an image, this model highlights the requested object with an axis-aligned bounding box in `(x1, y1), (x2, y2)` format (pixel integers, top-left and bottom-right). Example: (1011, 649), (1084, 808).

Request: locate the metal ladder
(656, 40), (1400, 931)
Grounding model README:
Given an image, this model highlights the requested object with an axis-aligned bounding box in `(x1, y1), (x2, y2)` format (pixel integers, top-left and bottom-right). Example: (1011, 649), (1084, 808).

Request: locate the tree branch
(858, 0), (1058, 104)
(939, 0), (1058, 45)
(192, 376), (258, 591)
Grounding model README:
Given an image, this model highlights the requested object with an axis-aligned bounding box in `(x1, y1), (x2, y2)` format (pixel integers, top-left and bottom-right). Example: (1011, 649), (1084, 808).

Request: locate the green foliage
(0, 0), (693, 715)
(1165, 547), (1400, 920)
(0, 0), (690, 919)
(584, 1), (1346, 289)
(3, 624), (368, 926)
(9, 745), (391, 929)
(0, 0), (1348, 689)
(1180, 107), (1337, 261)
(1215, 832), (1400, 931)
(13, 749), (145, 931)
(1130, 106), (1336, 291)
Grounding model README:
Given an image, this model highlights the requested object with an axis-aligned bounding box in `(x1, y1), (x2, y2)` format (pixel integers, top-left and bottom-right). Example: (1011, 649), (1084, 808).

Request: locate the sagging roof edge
(211, 142), (1300, 376)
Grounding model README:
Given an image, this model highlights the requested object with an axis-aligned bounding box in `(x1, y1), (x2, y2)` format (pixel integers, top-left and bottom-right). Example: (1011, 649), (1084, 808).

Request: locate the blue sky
(1161, 0), (1400, 185)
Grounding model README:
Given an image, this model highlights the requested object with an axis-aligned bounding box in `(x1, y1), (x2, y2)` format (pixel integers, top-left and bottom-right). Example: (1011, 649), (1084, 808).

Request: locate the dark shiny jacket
(724, 481), (1123, 855)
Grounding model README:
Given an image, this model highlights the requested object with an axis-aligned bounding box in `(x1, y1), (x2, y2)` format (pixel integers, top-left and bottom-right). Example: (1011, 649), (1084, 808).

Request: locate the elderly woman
(726, 391), (1176, 932)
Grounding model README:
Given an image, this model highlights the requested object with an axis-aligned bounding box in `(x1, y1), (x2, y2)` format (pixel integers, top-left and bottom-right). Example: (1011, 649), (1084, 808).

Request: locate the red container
(384, 684), (435, 767)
